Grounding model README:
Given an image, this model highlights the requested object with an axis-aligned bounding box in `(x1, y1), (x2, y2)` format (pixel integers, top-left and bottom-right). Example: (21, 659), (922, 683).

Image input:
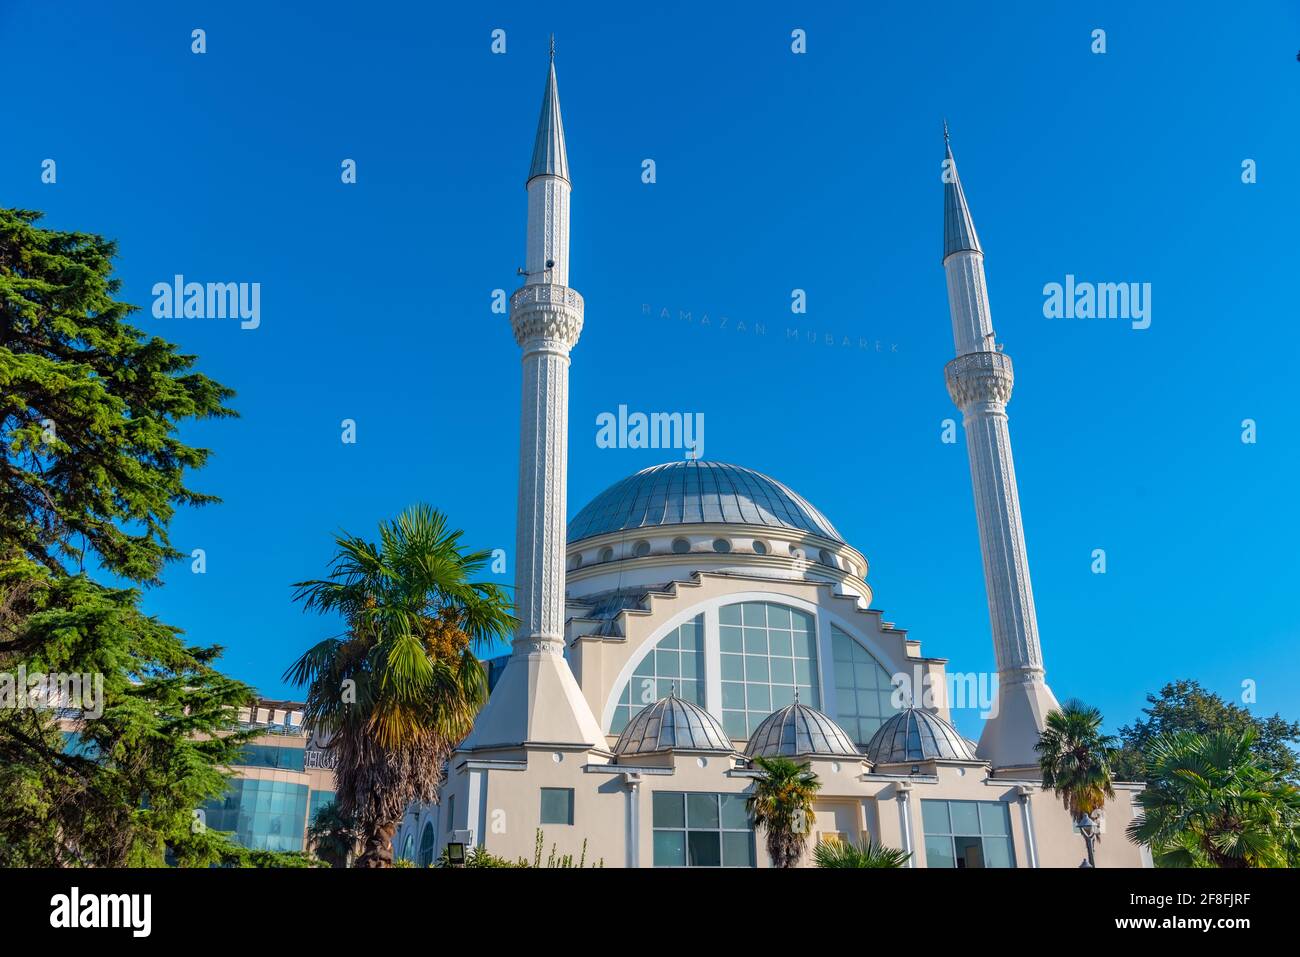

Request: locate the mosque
(392, 51), (1150, 869)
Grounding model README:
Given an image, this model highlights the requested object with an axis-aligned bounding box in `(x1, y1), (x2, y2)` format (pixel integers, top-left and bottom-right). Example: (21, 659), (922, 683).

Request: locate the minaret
(462, 43), (604, 754)
(941, 126), (1059, 770)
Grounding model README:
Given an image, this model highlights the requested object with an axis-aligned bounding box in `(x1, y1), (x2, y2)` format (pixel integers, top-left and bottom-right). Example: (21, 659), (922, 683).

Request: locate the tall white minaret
(462, 43), (604, 754)
(941, 126), (1059, 770)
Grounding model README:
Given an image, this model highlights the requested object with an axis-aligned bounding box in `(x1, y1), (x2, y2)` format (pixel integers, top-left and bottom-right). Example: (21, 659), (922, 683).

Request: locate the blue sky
(3, 1), (1297, 740)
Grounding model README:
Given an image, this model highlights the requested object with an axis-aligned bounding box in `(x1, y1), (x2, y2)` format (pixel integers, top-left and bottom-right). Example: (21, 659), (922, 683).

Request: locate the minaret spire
(941, 129), (1059, 770)
(461, 46), (603, 757)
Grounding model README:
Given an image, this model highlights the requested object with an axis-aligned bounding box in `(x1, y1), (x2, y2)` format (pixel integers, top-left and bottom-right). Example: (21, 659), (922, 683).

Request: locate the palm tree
(307, 800), (355, 868)
(1127, 729), (1300, 868)
(285, 505), (516, 867)
(1036, 699), (1117, 867)
(746, 755), (821, 868)
(813, 837), (910, 868)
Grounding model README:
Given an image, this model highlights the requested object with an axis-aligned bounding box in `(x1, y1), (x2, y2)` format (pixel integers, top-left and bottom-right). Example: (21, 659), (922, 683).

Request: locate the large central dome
(568, 461), (843, 544)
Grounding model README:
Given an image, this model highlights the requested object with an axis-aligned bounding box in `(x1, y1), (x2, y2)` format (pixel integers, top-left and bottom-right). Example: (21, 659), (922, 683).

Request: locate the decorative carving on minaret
(944, 351), (1013, 409)
(510, 285), (584, 347)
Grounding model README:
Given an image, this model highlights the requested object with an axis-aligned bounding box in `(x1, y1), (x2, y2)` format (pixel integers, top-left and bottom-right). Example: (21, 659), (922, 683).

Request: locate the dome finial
(943, 117), (950, 149)
(549, 33), (555, 62)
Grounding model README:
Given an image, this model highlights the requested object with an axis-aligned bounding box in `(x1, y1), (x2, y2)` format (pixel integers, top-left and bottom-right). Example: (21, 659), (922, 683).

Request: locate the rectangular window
(651, 792), (755, 867)
(920, 799), (1015, 869)
(540, 787), (575, 826)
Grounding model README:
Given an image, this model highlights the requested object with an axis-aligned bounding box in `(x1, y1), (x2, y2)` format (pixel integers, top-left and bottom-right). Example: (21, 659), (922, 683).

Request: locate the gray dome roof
(614, 694), (733, 756)
(864, 708), (978, 764)
(568, 461), (843, 544)
(744, 702), (860, 759)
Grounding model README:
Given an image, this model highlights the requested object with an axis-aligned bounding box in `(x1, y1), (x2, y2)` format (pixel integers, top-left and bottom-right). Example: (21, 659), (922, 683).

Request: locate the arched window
(401, 834), (415, 862)
(719, 602), (819, 739)
(831, 625), (901, 746)
(608, 616), (704, 733)
(417, 821), (436, 868)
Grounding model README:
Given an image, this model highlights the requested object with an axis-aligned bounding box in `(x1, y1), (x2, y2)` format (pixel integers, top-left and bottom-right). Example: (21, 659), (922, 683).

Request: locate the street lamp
(1077, 814), (1100, 868)
(445, 841), (466, 867)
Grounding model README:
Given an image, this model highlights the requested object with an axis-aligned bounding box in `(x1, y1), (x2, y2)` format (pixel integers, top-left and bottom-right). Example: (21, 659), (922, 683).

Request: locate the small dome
(744, 702), (859, 759)
(568, 461), (843, 545)
(614, 694), (733, 756)
(864, 707), (978, 764)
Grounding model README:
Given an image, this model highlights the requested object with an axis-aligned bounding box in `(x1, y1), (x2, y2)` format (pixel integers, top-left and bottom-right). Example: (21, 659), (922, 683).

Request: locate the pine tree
(0, 207), (262, 866)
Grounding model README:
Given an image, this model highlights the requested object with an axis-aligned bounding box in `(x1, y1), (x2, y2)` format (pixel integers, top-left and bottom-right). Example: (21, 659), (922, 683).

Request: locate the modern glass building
(201, 699), (337, 854)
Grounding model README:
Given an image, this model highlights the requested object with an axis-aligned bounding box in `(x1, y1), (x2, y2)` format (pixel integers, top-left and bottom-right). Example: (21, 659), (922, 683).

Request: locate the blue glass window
(540, 787), (575, 825)
(719, 602), (818, 738)
(830, 625), (902, 746)
(235, 743), (306, 772)
(651, 792), (754, 867)
(609, 616), (704, 733)
(203, 778), (309, 852)
(920, 799), (1014, 869)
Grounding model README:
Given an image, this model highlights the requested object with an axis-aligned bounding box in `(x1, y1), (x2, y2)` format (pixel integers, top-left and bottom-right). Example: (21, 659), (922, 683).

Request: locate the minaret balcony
(510, 283), (584, 348)
(945, 350), (1014, 409)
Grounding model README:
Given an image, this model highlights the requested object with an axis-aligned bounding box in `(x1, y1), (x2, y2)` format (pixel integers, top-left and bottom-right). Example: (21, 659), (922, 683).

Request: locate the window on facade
(540, 787), (575, 825)
(651, 792), (755, 867)
(671, 537), (691, 554)
(308, 789), (336, 826)
(599, 547), (614, 562)
(920, 800), (1014, 868)
(235, 743), (307, 772)
(608, 616), (705, 733)
(712, 538), (731, 553)
(418, 822), (436, 867)
(202, 779), (309, 852)
(633, 540), (651, 558)
(831, 625), (902, 746)
(445, 793), (455, 833)
(752, 540), (767, 555)
(719, 602), (818, 738)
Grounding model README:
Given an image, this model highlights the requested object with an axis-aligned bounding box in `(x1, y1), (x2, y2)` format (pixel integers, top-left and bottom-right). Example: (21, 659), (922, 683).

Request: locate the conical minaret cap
(943, 128), (982, 260)
(528, 50), (569, 184)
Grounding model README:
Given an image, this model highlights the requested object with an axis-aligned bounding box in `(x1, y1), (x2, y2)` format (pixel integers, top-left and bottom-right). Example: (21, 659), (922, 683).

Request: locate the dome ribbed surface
(568, 461), (842, 544)
(744, 702), (860, 759)
(614, 694), (733, 755)
(864, 707), (978, 764)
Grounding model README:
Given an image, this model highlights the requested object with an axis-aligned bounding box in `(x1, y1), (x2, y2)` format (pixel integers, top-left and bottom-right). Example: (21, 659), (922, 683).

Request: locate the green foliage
(307, 800), (355, 868)
(0, 556), (255, 866)
(0, 208), (252, 867)
(746, 755), (821, 868)
(812, 837), (910, 868)
(0, 207), (235, 585)
(1113, 680), (1300, 786)
(1128, 729), (1300, 868)
(433, 829), (603, 868)
(1036, 699), (1117, 824)
(285, 504), (517, 867)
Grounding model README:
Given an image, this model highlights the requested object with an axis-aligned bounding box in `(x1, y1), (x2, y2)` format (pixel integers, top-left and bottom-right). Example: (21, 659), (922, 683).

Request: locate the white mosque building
(393, 51), (1149, 869)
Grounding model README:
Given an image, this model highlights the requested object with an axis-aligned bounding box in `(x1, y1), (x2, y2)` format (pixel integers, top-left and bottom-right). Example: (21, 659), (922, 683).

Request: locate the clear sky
(3, 1), (1297, 740)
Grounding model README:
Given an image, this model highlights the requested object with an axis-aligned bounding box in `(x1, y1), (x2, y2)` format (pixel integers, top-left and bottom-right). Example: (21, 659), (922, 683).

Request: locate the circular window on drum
(608, 615), (705, 734)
